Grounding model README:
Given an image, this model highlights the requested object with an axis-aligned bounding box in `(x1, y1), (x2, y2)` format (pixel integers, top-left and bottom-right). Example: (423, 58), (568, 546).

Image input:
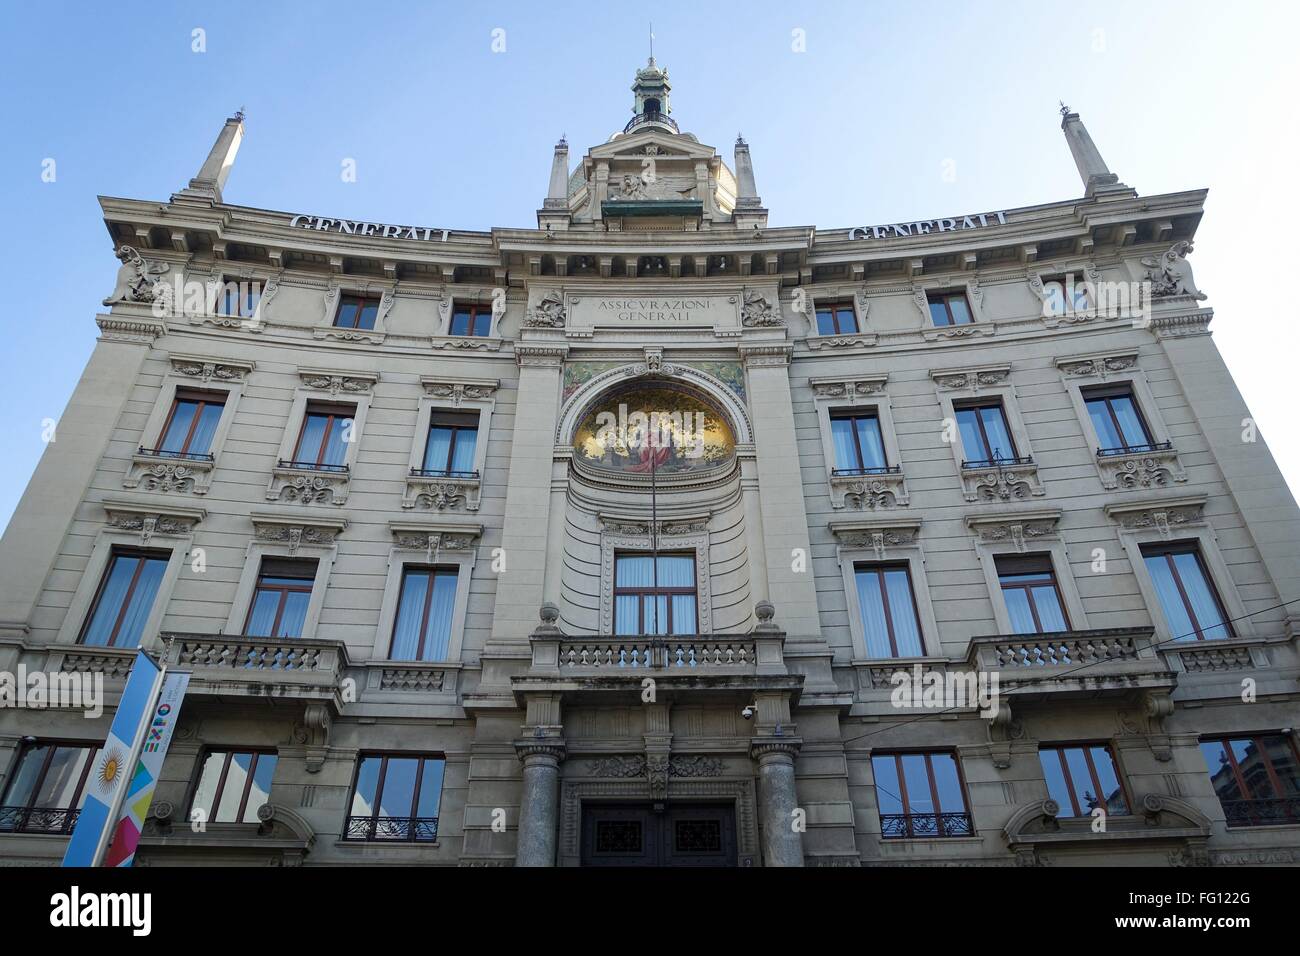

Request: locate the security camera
(741, 704), (757, 720)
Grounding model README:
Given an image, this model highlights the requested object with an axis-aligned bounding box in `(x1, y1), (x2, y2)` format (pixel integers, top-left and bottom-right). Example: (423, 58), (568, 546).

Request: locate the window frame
(227, 525), (340, 641)
(370, 530), (479, 670)
(187, 748), (279, 825)
(871, 750), (974, 839)
(242, 558), (319, 639)
(834, 523), (937, 661)
(828, 410), (891, 476)
(1199, 733), (1300, 828)
(814, 300), (860, 336)
(216, 275), (262, 319)
(419, 412), (480, 478)
(851, 561), (925, 658)
(449, 303), (493, 338)
(343, 752), (446, 843)
(153, 388), (227, 460)
(1082, 383), (1157, 454)
(1038, 742), (1131, 818)
(1140, 541), (1234, 642)
(290, 400), (356, 471)
(926, 290), (975, 327)
(953, 399), (1020, 465)
(388, 565), (462, 661)
(332, 293), (383, 331)
(0, 740), (100, 834)
(996, 554), (1072, 635)
(613, 551), (700, 636)
(77, 546), (173, 648)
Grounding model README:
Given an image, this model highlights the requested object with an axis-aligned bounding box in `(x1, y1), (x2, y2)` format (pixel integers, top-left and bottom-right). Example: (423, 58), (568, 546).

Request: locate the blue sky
(1, 0), (1297, 530)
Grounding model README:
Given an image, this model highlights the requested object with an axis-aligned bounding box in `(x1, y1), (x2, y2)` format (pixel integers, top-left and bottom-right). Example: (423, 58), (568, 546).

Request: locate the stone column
(514, 741), (565, 867)
(752, 739), (804, 867)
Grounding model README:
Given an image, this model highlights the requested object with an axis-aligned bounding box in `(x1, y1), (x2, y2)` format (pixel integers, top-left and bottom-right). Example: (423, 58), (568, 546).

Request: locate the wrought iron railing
(879, 811), (973, 839)
(1221, 797), (1300, 828)
(343, 815), (439, 843)
(409, 467), (479, 479)
(138, 445), (215, 462)
(1096, 441), (1173, 458)
(961, 455), (1034, 470)
(831, 465), (901, 477)
(0, 806), (80, 834)
(277, 459), (349, 473)
(623, 111), (679, 133)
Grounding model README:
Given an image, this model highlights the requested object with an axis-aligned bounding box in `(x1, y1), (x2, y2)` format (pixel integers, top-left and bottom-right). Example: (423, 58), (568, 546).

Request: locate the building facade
(1, 62), (1298, 867)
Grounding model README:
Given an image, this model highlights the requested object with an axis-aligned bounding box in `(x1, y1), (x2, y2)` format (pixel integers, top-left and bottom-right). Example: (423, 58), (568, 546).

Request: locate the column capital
(515, 739), (567, 764)
(515, 344), (569, 368)
(737, 342), (793, 368)
(750, 737), (802, 762)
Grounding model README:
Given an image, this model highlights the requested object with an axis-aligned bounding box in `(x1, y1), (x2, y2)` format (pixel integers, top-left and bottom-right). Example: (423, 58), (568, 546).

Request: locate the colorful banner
(62, 651), (162, 867)
(104, 669), (190, 867)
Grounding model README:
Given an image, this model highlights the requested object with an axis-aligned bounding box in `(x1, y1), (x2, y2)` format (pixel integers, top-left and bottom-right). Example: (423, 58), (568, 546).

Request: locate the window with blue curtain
(422, 413), (478, 475)
(830, 412), (887, 473)
(244, 559), (316, 638)
(157, 391), (225, 457)
(390, 567), (459, 661)
(79, 549), (170, 647)
(955, 401), (1016, 464)
(853, 563), (924, 658)
(294, 403), (354, 468)
(1141, 543), (1231, 641)
(996, 555), (1069, 634)
(1084, 385), (1152, 452)
(613, 553), (697, 635)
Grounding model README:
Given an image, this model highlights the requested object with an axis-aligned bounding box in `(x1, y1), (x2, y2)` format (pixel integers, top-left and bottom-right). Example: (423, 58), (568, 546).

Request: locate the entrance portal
(580, 803), (737, 867)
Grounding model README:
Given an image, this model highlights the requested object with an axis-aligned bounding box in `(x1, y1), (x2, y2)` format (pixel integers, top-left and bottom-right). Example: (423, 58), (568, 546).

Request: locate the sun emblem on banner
(95, 747), (127, 796)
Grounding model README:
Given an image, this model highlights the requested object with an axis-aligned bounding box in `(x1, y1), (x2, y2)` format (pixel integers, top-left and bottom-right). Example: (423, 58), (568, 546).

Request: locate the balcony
(623, 110), (678, 134)
(1221, 797), (1300, 828)
(159, 632), (350, 705)
(966, 626), (1176, 702)
(958, 456), (1044, 502)
(343, 815), (439, 843)
(0, 806), (80, 835)
(266, 460), (350, 505)
(123, 445), (216, 495)
(880, 812), (973, 840)
(402, 466), (482, 511)
(1093, 441), (1186, 490)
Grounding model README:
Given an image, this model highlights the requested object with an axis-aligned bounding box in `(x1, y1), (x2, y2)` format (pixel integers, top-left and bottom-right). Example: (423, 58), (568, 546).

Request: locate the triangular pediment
(589, 129), (718, 163)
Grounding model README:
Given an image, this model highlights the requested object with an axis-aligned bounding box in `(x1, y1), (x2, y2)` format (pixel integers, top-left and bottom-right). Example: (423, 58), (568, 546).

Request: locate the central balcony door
(580, 803), (736, 867)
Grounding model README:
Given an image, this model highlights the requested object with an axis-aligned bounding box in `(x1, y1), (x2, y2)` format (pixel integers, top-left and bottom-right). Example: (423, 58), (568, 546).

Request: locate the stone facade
(0, 73), (1297, 868)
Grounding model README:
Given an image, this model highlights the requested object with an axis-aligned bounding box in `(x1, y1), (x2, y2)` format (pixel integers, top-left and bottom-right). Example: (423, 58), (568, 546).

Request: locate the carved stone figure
(1142, 241), (1206, 299)
(110, 245), (169, 304)
(524, 290), (566, 328)
(740, 289), (782, 327)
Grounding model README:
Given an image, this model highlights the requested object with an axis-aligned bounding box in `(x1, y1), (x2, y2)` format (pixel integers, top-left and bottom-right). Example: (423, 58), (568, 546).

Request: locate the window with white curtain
(244, 558), (317, 639)
(613, 553), (697, 636)
(1141, 542), (1232, 641)
(78, 548), (170, 648)
(389, 567), (459, 661)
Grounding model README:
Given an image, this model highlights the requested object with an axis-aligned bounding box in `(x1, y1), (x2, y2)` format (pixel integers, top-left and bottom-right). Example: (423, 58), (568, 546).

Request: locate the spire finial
(649, 22), (654, 63)
(1059, 100), (1071, 117)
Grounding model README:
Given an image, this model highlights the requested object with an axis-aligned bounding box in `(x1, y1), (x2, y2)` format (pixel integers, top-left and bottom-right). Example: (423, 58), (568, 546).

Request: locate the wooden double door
(580, 803), (737, 867)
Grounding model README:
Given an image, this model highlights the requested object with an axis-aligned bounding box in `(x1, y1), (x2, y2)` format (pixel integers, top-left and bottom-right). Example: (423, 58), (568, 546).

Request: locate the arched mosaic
(572, 383), (736, 475)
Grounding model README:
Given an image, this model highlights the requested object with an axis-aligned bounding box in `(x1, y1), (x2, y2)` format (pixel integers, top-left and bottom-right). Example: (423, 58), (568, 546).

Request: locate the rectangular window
(154, 389), (225, 459)
(334, 294), (381, 330)
(927, 290), (973, 327)
(1199, 734), (1300, 828)
(815, 301), (858, 335)
(291, 402), (355, 469)
(955, 401), (1018, 465)
(218, 278), (260, 318)
(345, 754), (445, 842)
(1084, 384), (1156, 453)
(997, 555), (1069, 634)
(1039, 744), (1129, 817)
(190, 750), (278, 824)
(1141, 542), (1232, 641)
(830, 412), (889, 474)
(450, 304), (491, 337)
(614, 553), (697, 636)
(419, 413), (478, 477)
(389, 566), (458, 661)
(244, 559), (316, 638)
(79, 548), (169, 648)
(872, 752), (972, 839)
(854, 563), (924, 658)
(1041, 277), (1090, 315)
(0, 741), (98, 834)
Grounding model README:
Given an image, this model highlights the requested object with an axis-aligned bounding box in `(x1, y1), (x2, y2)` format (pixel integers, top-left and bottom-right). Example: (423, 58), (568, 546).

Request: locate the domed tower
(625, 57), (676, 134)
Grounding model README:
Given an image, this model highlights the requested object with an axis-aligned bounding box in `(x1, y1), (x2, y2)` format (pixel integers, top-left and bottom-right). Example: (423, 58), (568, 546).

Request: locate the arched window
(643, 98), (661, 114)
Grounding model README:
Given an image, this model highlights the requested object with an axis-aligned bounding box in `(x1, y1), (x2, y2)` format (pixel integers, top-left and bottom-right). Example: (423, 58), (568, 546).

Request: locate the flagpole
(650, 429), (659, 637)
(89, 645), (166, 867)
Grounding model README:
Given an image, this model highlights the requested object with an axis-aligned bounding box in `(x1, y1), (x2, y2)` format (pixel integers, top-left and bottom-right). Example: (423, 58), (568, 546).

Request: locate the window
(334, 294), (380, 330)
(614, 553), (697, 636)
(450, 303), (491, 337)
(218, 277), (260, 318)
(1084, 384), (1156, 454)
(830, 412), (889, 475)
(872, 752), (972, 839)
(79, 548), (169, 647)
(815, 301), (858, 335)
(854, 563), (924, 658)
(152, 390), (225, 459)
(1039, 744), (1129, 817)
(927, 290), (973, 327)
(0, 742), (98, 834)
(1200, 735), (1300, 828)
(345, 754), (445, 842)
(390, 567), (458, 661)
(997, 555), (1069, 634)
(955, 401), (1018, 465)
(190, 750), (278, 824)
(291, 402), (354, 470)
(1041, 277), (1090, 316)
(244, 559), (316, 638)
(1141, 543), (1232, 641)
(419, 413), (478, 477)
